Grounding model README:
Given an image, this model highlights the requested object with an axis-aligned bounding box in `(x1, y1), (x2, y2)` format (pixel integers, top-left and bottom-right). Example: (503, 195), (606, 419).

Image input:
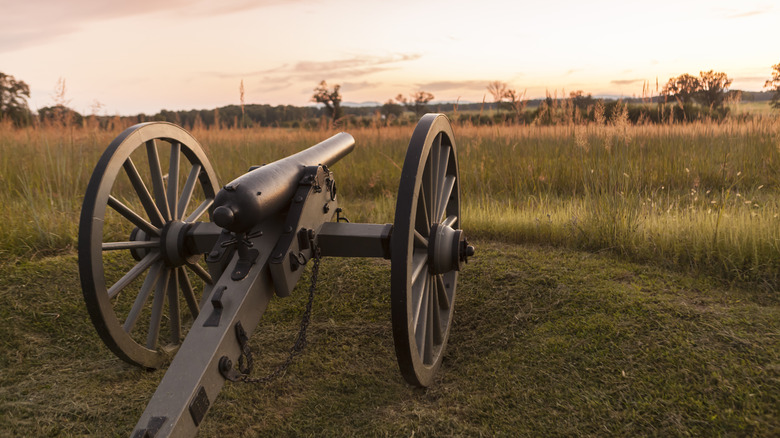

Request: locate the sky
(1, 0), (777, 115)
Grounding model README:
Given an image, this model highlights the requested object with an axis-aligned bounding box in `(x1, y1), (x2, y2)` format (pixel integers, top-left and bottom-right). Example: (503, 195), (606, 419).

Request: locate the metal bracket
(205, 230), (235, 264)
(217, 321), (253, 382)
(335, 207), (350, 223)
(231, 246), (260, 281)
(269, 165), (337, 297)
(203, 230), (237, 287)
(188, 387), (210, 427)
(218, 356), (242, 382)
(203, 286), (227, 327)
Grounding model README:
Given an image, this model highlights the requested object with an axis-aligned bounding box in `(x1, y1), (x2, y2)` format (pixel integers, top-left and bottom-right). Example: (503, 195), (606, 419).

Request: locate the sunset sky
(1, 0), (776, 115)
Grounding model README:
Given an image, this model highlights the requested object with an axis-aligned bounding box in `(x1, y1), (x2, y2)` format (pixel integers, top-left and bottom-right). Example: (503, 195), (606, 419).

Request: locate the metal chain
(237, 246), (320, 385)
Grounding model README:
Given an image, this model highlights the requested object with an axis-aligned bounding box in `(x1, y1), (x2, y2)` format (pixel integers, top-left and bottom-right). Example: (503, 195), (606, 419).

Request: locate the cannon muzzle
(212, 132), (355, 233)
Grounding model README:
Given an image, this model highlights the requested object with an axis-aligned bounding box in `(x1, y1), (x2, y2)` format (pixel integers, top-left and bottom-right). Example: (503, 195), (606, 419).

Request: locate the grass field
(0, 116), (779, 435)
(3, 117), (780, 284)
(1, 241), (777, 436)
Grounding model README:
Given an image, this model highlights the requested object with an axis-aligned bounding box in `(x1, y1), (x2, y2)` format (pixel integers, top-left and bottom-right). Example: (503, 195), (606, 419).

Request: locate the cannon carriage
(78, 114), (474, 436)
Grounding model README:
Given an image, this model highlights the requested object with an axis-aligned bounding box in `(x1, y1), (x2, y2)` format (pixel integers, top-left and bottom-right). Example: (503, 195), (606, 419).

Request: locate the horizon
(2, 0), (776, 116)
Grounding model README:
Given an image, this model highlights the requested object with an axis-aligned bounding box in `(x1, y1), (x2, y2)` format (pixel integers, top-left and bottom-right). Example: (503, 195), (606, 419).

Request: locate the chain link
(236, 246), (320, 385)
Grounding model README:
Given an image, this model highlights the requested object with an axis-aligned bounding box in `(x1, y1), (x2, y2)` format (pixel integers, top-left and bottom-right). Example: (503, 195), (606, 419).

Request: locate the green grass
(0, 241), (777, 436)
(728, 101), (777, 116)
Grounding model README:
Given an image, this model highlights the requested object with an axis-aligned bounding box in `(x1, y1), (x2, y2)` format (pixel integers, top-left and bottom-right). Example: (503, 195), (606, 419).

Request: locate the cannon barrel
(212, 132), (355, 233)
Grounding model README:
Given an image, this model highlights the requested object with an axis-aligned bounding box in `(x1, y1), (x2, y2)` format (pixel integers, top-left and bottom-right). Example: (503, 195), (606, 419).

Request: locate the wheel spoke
(178, 267), (199, 319)
(436, 274), (450, 310)
(436, 175), (456, 223)
(431, 277), (443, 345)
(415, 185), (430, 237)
(424, 280), (435, 363)
(425, 144), (435, 226)
(107, 251), (161, 299)
(416, 276), (433, 362)
(413, 230), (428, 249)
(414, 275), (429, 342)
(146, 139), (171, 222)
(436, 144), (451, 208)
(430, 134), (441, 221)
(107, 196), (160, 237)
(123, 158), (165, 227)
(441, 214), (458, 229)
(123, 262), (163, 333)
(146, 268), (171, 350)
(167, 269), (181, 344)
(410, 251), (427, 285)
(102, 240), (159, 251)
(167, 142), (181, 220)
(178, 164), (201, 220)
(185, 198), (214, 223)
(186, 260), (213, 285)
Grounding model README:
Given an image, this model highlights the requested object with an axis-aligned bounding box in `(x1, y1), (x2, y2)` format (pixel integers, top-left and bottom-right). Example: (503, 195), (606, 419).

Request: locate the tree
(662, 73), (700, 105)
(662, 71), (732, 112)
(568, 90), (594, 123)
(381, 99), (403, 119)
(396, 91), (434, 117)
(0, 72), (32, 126)
(486, 81), (507, 113)
(765, 63), (780, 110)
(569, 90), (594, 112)
(697, 70), (732, 110)
(38, 105), (83, 126)
(311, 80), (343, 123)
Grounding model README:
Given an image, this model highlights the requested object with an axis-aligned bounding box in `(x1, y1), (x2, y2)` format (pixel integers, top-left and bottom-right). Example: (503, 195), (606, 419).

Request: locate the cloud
(208, 53), (421, 89)
(733, 76), (770, 82)
(610, 79), (644, 86)
(252, 79), (295, 93)
(289, 54), (422, 81)
(294, 54), (420, 73)
(208, 65), (292, 80)
(341, 81), (380, 92)
(412, 80), (488, 93)
(726, 7), (772, 19)
(0, 0), (293, 53)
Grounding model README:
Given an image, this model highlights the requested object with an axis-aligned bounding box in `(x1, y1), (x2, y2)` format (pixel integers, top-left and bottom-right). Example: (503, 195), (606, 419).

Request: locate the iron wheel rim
(391, 114), (460, 387)
(78, 122), (219, 368)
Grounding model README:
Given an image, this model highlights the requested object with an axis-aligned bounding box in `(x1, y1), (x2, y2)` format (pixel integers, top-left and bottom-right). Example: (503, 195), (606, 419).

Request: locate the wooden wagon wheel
(391, 114), (473, 387)
(79, 122), (219, 368)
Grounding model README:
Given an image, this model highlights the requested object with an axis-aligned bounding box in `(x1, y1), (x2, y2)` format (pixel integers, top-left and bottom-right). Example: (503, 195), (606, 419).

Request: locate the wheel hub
(428, 223), (475, 274)
(160, 220), (199, 267)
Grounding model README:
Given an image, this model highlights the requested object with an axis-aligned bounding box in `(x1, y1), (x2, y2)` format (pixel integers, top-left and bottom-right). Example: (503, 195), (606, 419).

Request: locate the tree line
(2, 64), (779, 129)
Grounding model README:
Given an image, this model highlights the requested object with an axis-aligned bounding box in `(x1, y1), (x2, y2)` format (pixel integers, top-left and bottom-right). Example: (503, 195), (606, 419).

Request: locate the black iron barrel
(211, 132), (355, 233)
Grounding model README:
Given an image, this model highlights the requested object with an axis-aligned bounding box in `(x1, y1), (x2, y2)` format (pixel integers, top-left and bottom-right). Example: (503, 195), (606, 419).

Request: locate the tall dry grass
(2, 116), (780, 284)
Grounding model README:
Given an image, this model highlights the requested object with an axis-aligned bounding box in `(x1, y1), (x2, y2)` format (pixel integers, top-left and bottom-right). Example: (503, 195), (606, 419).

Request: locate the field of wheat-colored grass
(2, 116), (780, 285)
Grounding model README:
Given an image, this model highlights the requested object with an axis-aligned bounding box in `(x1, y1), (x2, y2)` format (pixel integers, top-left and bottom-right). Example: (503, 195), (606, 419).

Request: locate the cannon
(78, 113), (474, 436)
